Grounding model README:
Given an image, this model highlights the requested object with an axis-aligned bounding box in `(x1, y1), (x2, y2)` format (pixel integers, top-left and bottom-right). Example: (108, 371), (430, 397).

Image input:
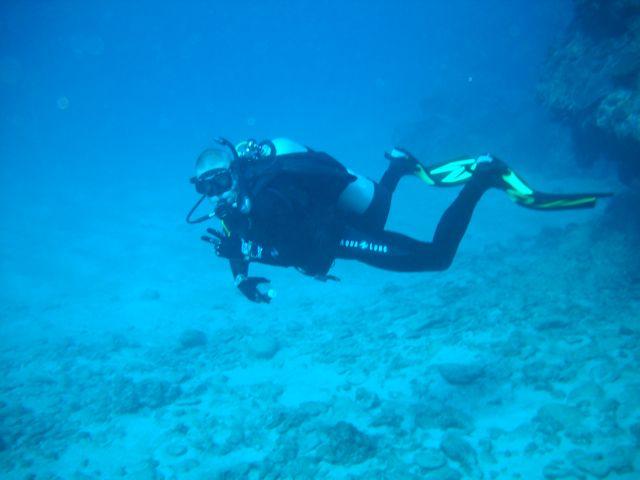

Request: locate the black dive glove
(201, 229), (243, 259)
(235, 275), (272, 304)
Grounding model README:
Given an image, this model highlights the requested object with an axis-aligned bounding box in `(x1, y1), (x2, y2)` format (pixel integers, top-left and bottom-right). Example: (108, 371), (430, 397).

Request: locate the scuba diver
(187, 137), (611, 303)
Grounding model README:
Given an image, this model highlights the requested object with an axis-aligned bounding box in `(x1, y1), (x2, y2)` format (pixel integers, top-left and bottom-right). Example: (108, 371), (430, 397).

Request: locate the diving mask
(192, 168), (234, 197)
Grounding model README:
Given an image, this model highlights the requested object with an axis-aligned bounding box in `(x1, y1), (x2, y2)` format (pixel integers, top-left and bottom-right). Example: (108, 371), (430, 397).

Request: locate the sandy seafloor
(1, 169), (639, 480)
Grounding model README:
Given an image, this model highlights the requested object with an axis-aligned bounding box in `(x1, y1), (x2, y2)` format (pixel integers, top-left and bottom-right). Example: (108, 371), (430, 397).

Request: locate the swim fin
(499, 168), (613, 210)
(386, 149), (489, 186)
(408, 153), (612, 211)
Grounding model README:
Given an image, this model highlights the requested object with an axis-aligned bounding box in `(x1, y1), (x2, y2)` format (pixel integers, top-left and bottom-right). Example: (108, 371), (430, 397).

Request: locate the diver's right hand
(235, 275), (273, 304)
(202, 228), (243, 260)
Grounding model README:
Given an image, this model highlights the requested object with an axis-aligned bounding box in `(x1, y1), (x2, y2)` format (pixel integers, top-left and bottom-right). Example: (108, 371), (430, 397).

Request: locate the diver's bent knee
(426, 253), (454, 272)
(433, 261), (452, 272)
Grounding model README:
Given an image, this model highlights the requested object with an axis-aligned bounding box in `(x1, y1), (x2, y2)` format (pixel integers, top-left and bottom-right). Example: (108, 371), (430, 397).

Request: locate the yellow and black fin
(500, 168), (612, 210)
(414, 156), (479, 187)
(415, 156), (612, 211)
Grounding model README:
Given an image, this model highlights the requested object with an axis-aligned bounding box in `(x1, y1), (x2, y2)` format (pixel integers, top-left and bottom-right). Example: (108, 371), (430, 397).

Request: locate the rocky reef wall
(538, 0), (640, 187)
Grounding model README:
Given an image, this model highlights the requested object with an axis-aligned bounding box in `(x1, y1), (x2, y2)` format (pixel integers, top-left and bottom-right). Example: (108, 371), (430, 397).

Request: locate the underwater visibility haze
(1, 0), (639, 478)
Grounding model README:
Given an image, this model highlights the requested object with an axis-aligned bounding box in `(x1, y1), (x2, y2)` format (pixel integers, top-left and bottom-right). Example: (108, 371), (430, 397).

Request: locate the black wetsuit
(218, 150), (491, 282)
(336, 161), (488, 272)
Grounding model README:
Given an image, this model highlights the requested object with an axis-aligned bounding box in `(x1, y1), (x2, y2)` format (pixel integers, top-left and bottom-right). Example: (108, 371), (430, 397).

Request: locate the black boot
(380, 147), (424, 192)
(472, 155), (510, 190)
(384, 147), (421, 175)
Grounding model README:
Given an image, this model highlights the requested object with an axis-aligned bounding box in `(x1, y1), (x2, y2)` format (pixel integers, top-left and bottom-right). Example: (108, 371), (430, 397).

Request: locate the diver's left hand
(201, 229), (243, 259)
(236, 276), (273, 304)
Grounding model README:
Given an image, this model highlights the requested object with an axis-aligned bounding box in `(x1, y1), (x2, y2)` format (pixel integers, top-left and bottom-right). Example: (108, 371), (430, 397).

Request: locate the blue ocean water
(1, 1), (638, 478)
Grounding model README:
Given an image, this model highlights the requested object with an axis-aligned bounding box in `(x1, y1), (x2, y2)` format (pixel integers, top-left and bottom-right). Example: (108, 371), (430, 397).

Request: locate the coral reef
(538, 0), (640, 186)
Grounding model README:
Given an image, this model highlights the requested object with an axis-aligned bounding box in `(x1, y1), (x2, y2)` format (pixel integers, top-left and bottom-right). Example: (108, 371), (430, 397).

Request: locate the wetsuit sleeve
(220, 235), (289, 270)
(229, 258), (249, 282)
(226, 238), (284, 286)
